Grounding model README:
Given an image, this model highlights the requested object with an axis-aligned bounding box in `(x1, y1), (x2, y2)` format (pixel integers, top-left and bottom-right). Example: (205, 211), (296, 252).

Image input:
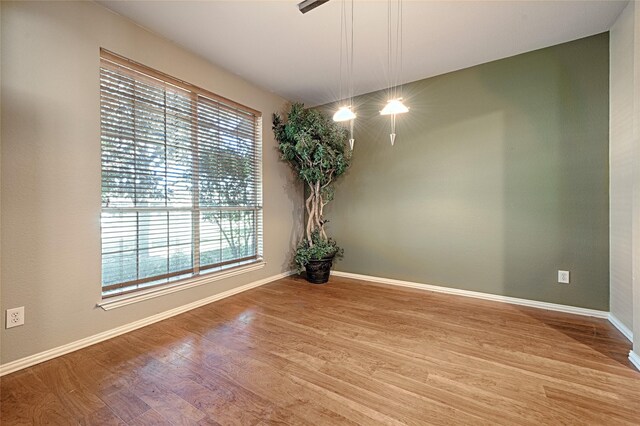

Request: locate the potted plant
(273, 103), (351, 283)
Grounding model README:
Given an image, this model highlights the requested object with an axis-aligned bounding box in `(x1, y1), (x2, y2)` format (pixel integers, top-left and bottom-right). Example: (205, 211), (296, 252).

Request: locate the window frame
(99, 49), (264, 300)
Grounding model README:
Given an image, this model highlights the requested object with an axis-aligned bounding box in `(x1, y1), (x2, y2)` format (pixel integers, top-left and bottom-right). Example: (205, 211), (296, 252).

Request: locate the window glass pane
(101, 211), (137, 285)
(169, 212), (193, 272)
(134, 140), (167, 207)
(200, 210), (256, 267)
(166, 145), (194, 207)
(197, 104), (257, 208)
(138, 212), (169, 279)
(200, 212), (223, 267)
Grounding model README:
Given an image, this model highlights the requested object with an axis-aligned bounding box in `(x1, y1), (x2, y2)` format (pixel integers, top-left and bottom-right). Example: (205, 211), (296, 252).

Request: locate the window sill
(97, 260), (266, 311)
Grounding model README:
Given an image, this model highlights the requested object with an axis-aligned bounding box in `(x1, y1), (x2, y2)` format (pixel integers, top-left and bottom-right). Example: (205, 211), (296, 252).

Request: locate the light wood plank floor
(2, 275), (639, 425)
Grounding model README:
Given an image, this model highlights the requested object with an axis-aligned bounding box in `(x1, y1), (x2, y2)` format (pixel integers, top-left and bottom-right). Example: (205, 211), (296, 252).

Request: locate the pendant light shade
(333, 105), (357, 122)
(380, 99), (409, 116)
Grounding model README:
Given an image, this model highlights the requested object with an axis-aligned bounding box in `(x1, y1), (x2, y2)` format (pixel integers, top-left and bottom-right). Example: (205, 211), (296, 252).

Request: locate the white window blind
(100, 49), (263, 297)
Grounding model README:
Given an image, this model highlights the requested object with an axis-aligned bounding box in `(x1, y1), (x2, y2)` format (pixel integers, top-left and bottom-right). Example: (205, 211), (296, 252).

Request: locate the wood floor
(2, 276), (639, 425)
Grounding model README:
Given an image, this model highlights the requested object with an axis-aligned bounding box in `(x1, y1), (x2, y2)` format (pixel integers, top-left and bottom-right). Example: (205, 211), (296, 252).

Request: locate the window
(100, 49), (262, 298)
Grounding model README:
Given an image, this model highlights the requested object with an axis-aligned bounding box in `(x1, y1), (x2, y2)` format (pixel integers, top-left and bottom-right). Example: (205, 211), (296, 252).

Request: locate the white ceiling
(98, 0), (627, 106)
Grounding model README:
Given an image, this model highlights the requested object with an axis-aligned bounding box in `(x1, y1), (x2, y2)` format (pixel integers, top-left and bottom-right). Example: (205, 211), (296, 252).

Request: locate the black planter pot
(305, 254), (335, 284)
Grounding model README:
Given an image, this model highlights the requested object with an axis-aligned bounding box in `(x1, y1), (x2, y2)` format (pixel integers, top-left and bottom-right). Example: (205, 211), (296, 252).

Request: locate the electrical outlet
(558, 270), (570, 284)
(6, 307), (25, 328)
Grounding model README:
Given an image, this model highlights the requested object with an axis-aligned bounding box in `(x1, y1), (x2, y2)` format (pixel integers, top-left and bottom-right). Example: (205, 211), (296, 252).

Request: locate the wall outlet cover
(558, 270), (570, 284)
(6, 307), (25, 328)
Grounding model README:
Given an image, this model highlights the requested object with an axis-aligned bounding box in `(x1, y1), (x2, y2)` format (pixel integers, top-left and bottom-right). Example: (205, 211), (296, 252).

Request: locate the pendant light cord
(399, 0), (403, 100)
(339, 0), (355, 107)
(386, 0), (403, 101)
(350, 0), (354, 108)
(339, 0), (344, 103)
(395, 0), (399, 100)
(387, 0), (391, 102)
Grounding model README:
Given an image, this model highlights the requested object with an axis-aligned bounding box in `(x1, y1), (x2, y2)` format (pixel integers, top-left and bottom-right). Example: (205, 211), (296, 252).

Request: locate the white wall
(633, 0), (640, 358)
(610, 1), (636, 333)
(0, 1), (302, 365)
(610, 1), (640, 365)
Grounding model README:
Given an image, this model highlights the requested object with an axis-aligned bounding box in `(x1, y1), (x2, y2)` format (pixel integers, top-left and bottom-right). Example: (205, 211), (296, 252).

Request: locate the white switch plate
(6, 307), (25, 328)
(558, 270), (570, 284)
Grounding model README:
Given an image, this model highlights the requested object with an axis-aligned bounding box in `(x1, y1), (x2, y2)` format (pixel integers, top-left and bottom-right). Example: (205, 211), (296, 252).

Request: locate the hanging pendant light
(333, 105), (356, 122)
(380, 98), (409, 116)
(380, 0), (408, 145)
(333, 0), (356, 150)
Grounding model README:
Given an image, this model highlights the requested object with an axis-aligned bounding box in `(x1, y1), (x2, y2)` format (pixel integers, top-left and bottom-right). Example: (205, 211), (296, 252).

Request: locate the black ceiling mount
(298, 0), (331, 14)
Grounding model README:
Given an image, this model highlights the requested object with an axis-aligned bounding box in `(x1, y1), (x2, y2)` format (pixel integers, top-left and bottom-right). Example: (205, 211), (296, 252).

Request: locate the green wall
(326, 33), (610, 310)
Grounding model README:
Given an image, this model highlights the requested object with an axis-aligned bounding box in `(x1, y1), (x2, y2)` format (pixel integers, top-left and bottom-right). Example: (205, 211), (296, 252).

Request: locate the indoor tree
(273, 103), (351, 276)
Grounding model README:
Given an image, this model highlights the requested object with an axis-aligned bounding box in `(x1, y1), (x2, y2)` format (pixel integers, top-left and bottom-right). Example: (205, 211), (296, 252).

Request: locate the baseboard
(0, 270), (294, 377)
(629, 351), (640, 371)
(332, 271), (609, 318)
(608, 314), (634, 342)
